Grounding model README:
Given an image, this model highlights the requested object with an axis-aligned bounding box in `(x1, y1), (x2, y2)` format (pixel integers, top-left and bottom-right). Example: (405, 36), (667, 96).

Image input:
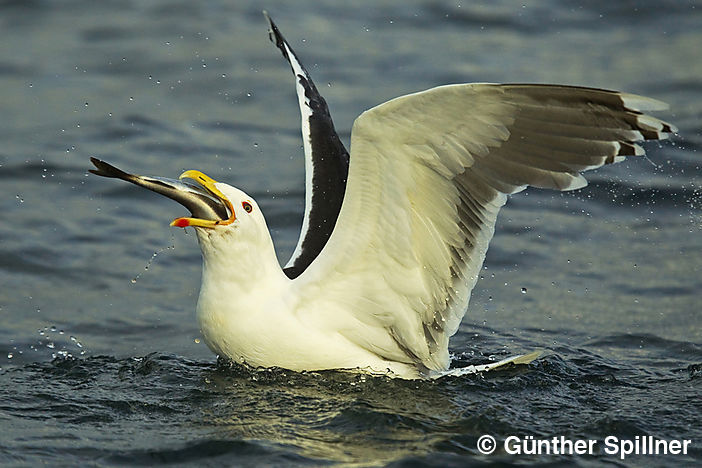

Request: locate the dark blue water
(1, 0), (700, 465)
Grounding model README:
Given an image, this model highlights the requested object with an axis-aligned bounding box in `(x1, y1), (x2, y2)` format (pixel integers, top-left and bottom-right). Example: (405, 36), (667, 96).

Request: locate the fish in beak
(89, 157), (236, 228)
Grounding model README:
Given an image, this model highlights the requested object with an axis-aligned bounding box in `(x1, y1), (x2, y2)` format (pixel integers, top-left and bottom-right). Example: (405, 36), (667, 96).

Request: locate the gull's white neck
(193, 226), (290, 363)
(197, 227), (286, 289)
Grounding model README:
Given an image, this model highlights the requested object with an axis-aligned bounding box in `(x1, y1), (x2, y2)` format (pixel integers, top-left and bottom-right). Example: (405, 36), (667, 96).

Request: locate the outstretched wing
(295, 83), (676, 374)
(264, 13), (350, 279)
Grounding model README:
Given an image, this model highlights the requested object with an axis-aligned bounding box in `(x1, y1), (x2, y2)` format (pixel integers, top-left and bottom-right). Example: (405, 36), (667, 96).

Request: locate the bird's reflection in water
(196, 361), (466, 463)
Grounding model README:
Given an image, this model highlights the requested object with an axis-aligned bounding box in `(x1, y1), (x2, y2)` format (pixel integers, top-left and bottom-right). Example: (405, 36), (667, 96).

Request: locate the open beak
(170, 170), (236, 228)
(89, 157), (235, 229)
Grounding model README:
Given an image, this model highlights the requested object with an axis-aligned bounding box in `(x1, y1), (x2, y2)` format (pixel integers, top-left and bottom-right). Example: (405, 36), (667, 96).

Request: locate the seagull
(90, 14), (676, 379)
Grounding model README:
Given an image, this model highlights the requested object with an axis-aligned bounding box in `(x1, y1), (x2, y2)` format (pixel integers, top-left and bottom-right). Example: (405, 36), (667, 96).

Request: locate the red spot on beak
(172, 218), (190, 228)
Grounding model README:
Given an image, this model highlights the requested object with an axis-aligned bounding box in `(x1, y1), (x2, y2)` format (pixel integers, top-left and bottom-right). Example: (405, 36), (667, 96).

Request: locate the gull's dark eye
(242, 201), (253, 213)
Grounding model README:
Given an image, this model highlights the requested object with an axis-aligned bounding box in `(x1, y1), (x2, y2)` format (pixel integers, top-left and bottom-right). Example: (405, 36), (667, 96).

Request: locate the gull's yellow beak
(170, 170), (236, 228)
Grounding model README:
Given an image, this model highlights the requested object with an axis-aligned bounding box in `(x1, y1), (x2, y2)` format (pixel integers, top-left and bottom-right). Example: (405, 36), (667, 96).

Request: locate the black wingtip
(262, 11), (290, 60)
(263, 10), (276, 43)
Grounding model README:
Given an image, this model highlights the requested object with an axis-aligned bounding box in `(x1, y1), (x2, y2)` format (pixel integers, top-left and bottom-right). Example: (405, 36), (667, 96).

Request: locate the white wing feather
(293, 83), (676, 373)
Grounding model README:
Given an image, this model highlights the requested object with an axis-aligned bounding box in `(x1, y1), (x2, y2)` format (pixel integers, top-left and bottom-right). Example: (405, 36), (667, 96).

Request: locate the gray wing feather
(299, 83), (676, 373)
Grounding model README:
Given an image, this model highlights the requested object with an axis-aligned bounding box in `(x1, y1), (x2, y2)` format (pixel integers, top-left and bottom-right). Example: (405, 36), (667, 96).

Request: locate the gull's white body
(194, 188), (423, 377)
(188, 84), (675, 379)
(194, 190), (422, 377)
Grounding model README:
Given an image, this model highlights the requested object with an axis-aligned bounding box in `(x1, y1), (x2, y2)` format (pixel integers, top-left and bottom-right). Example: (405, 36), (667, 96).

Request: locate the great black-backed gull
(90, 13), (676, 378)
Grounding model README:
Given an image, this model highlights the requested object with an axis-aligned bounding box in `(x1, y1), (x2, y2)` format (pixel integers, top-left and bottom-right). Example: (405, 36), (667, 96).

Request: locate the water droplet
(70, 336), (77, 342)
(84, 102), (89, 107)
(194, 338), (201, 344)
(7, 353), (13, 359)
(50, 326), (57, 332)
(521, 287), (527, 294)
(47, 342), (55, 349)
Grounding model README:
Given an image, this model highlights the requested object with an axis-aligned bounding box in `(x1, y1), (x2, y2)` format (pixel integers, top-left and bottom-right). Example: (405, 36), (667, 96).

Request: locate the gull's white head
(170, 170), (276, 274)
(168, 170), (267, 234)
